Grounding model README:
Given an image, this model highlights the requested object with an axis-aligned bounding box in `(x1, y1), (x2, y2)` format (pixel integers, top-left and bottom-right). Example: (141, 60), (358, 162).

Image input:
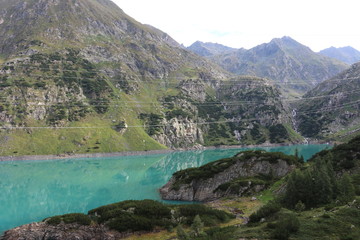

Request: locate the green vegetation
(172, 150), (300, 190)
(177, 204), (234, 226)
(249, 200), (282, 223)
(139, 113), (164, 135)
(232, 136), (360, 240)
(296, 64), (360, 140)
(215, 175), (275, 196)
(46, 200), (234, 234)
(46, 213), (92, 226)
(269, 124), (290, 143)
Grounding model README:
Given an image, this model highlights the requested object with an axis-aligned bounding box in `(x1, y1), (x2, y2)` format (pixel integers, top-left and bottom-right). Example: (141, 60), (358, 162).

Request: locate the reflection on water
(0, 144), (330, 233)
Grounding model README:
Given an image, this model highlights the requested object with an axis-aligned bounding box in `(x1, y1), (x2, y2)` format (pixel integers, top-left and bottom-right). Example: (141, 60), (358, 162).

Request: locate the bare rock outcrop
(160, 150), (298, 202)
(0, 222), (126, 240)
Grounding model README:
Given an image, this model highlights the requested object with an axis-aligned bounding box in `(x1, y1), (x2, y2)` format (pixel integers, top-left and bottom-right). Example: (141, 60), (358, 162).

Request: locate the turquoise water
(0, 144), (330, 233)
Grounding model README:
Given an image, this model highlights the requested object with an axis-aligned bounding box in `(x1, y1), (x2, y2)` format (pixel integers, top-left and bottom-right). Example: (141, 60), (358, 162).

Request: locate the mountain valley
(0, 0), (359, 156)
(1, 1), (360, 239)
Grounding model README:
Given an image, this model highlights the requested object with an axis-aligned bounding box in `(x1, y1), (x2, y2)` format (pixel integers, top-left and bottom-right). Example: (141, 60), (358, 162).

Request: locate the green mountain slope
(296, 62), (360, 140)
(0, 0), (300, 156)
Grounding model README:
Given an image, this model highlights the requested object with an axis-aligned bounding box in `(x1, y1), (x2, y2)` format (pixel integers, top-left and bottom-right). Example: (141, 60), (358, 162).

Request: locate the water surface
(0, 144), (330, 233)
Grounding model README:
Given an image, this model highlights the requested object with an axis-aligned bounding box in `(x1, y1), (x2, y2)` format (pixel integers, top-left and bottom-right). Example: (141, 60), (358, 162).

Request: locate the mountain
(319, 46), (360, 65)
(295, 62), (360, 139)
(210, 36), (349, 95)
(187, 41), (238, 57)
(0, 0), (300, 156)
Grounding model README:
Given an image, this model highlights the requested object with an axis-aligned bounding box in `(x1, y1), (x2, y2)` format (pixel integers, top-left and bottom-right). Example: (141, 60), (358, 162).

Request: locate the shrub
(46, 213), (91, 226)
(176, 225), (190, 240)
(249, 200), (281, 223)
(272, 213), (300, 240)
(202, 226), (237, 240)
(178, 204), (234, 226)
(106, 212), (154, 232)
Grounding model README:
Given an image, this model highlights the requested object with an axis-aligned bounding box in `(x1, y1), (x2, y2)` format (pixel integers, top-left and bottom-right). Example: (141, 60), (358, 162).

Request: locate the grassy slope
(0, 78), (170, 156)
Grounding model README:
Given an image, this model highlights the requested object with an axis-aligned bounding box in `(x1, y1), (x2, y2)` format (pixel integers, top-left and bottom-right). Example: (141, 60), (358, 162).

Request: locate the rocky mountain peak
(187, 41), (238, 57)
(209, 36), (349, 95)
(0, 0), (183, 57)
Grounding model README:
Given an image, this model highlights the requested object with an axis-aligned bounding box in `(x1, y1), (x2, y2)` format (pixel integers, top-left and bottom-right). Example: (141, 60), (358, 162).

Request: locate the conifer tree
(190, 215), (205, 237)
(176, 225), (189, 240)
(337, 174), (355, 203)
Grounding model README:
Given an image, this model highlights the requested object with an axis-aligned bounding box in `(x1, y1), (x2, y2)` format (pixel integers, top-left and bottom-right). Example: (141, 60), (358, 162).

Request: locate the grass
(0, 114), (166, 156)
(284, 123), (305, 143)
(124, 231), (177, 240)
(257, 178), (286, 203)
(208, 197), (263, 217)
(327, 124), (360, 142)
(231, 204), (360, 240)
(293, 205), (360, 240)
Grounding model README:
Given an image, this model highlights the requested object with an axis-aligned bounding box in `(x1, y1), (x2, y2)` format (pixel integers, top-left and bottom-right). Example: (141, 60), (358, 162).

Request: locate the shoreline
(0, 141), (331, 162)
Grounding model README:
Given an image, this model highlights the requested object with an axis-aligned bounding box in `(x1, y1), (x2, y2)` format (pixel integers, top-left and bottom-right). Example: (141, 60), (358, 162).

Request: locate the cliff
(159, 150), (298, 201)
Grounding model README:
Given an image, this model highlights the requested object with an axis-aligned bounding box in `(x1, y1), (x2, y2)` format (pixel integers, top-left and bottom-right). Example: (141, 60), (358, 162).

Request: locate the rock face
(296, 62), (360, 139)
(0, 222), (125, 240)
(153, 117), (204, 149)
(159, 151), (297, 202)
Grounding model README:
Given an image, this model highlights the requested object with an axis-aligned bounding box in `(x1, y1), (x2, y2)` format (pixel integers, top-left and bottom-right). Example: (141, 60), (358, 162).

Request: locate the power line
(1, 99), (359, 130)
(0, 90), (360, 107)
(1, 86), (359, 104)
(7, 65), (360, 84)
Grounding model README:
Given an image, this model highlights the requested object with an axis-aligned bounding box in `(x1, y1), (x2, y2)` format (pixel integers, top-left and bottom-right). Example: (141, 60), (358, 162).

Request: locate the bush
(272, 213), (300, 240)
(89, 199), (171, 222)
(46, 213), (91, 226)
(106, 212), (154, 232)
(249, 200), (281, 223)
(178, 204), (234, 226)
(201, 226), (237, 240)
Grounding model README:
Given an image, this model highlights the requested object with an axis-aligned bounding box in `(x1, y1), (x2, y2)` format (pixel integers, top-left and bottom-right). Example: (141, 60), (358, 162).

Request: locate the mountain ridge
(319, 46), (360, 65)
(0, 0), (302, 156)
(187, 37), (349, 96)
(187, 41), (239, 57)
(296, 62), (360, 139)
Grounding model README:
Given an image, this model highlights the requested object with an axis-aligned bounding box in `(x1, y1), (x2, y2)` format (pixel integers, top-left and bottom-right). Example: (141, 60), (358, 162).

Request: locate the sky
(112, 0), (360, 52)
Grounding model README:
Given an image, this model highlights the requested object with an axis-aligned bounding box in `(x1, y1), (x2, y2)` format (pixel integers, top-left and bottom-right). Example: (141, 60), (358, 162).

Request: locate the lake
(0, 144), (330, 233)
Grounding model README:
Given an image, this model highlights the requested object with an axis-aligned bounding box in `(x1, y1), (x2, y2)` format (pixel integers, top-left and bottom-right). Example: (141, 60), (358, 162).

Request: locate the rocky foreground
(0, 222), (126, 240)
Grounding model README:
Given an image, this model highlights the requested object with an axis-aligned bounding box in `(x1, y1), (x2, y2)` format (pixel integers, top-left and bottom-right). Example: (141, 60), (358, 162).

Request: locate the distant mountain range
(188, 37), (349, 95)
(319, 46), (360, 65)
(187, 41), (238, 57)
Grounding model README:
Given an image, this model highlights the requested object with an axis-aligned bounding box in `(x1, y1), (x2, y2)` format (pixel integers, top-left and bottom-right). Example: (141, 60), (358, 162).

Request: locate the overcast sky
(112, 0), (360, 52)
